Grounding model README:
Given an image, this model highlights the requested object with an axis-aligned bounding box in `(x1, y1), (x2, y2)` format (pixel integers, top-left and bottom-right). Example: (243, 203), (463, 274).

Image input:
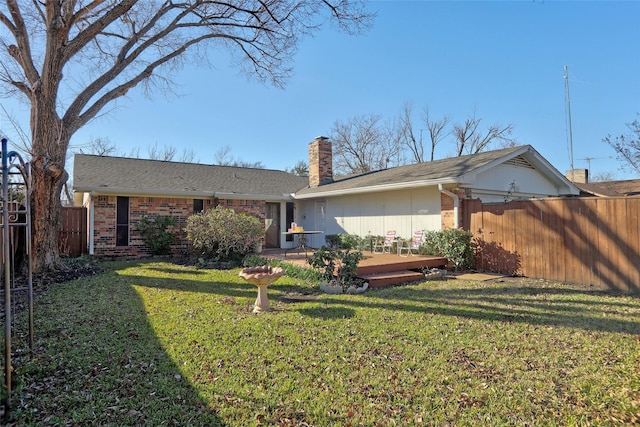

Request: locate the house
(72, 138), (580, 257)
(567, 169), (640, 197)
(293, 138), (580, 248)
(72, 156), (308, 256)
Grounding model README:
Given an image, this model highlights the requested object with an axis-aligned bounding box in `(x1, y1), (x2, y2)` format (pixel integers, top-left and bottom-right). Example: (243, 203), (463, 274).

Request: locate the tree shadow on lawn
(5, 270), (227, 426)
(146, 265), (210, 276)
(117, 266), (312, 301)
(117, 263), (639, 335)
(348, 283), (640, 335)
(117, 270), (258, 300)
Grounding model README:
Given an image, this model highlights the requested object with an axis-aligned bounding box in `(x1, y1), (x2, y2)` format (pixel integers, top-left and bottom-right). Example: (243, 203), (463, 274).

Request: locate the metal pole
(26, 161), (33, 355)
(2, 137), (12, 414)
(564, 65), (575, 179)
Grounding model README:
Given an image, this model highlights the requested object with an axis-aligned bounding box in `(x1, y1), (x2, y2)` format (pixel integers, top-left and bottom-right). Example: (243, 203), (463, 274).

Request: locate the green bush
(136, 215), (177, 255)
(243, 255), (321, 283)
(424, 228), (475, 270)
(185, 207), (263, 263)
(307, 246), (364, 290)
(325, 233), (369, 250)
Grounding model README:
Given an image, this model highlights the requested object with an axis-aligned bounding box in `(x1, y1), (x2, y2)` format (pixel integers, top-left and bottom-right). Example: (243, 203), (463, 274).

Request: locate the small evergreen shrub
(424, 228), (475, 270)
(185, 207), (263, 263)
(136, 215), (177, 255)
(307, 246), (364, 290)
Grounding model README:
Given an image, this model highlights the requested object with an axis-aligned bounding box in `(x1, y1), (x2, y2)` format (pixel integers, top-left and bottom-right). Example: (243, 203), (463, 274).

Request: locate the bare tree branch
(603, 113), (640, 176)
(423, 107), (450, 162)
(453, 111), (515, 156)
(330, 114), (399, 175)
(397, 102), (424, 163)
(0, 0), (374, 271)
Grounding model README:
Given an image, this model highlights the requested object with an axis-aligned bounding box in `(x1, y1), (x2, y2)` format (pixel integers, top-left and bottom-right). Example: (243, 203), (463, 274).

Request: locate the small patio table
(281, 230), (324, 257)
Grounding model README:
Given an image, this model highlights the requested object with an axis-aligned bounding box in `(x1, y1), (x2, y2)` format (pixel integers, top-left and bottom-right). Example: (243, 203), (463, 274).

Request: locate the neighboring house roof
(73, 154), (309, 200)
(295, 145), (579, 198)
(575, 179), (640, 197)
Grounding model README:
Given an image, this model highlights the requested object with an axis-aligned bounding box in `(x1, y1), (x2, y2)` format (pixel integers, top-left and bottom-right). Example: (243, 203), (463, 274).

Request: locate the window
(194, 199), (204, 214)
(116, 196), (129, 246)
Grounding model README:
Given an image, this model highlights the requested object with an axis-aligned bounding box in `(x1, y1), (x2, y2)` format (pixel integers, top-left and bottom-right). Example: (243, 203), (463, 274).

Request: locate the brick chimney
(566, 168), (589, 184)
(308, 136), (333, 187)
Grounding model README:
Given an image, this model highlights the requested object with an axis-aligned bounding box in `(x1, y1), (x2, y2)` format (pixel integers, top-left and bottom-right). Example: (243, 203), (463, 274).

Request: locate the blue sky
(1, 1), (639, 180)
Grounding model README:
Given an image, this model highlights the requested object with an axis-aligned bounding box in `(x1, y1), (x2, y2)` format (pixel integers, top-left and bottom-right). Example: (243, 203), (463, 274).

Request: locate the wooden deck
(261, 248), (447, 288)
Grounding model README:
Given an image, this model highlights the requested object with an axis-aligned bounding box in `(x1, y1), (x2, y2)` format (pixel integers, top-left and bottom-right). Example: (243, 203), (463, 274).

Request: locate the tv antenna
(578, 156), (610, 170)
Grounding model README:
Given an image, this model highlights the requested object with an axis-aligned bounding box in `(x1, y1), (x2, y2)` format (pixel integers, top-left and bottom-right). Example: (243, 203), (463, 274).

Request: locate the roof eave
(521, 149), (581, 195)
(460, 145), (580, 196)
(74, 187), (295, 201)
(293, 178), (460, 199)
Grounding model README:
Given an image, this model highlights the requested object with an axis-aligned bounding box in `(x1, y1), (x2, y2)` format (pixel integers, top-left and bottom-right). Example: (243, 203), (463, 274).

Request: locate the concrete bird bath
(239, 266), (285, 313)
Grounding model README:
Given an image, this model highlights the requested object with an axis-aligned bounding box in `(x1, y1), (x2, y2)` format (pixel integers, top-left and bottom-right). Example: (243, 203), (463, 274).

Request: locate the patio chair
(398, 230), (424, 257)
(373, 230), (396, 254)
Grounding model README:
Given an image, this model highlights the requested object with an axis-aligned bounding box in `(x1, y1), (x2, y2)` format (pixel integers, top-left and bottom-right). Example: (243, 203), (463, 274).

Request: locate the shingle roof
(74, 145), (578, 201)
(575, 179), (640, 197)
(73, 154), (309, 199)
(295, 145), (530, 196)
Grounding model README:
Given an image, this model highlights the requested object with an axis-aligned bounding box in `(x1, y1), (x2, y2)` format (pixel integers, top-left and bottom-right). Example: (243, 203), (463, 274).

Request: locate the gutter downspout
(89, 192), (95, 255)
(438, 184), (459, 229)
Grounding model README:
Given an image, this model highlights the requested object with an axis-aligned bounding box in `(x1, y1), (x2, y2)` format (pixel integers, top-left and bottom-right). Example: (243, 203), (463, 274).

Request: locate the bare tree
(178, 147), (197, 163)
(452, 112), (516, 156)
(213, 144), (263, 168)
(590, 171), (617, 182)
(391, 102), (453, 164)
(0, 1), (373, 271)
(603, 113), (640, 176)
(0, 103), (30, 155)
(397, 102), (425, 163)
(125, 146), (142, 159)
(78, 137), (117, 156)
(330, 114), (400, 175)
(214, 145), (234, 165)
(423, 107), (451, 161)
(148, 142), (176, 161)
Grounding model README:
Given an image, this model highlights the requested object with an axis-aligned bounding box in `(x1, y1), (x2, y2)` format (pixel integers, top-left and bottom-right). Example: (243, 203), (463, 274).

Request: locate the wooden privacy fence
(463, 197), (640, 293)
(60, 206), (88, 256)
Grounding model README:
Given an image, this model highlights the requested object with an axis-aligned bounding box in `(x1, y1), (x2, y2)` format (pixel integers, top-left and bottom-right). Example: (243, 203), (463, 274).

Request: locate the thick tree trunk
(30, 101), (70, 272)
(31, 156), (67, 272)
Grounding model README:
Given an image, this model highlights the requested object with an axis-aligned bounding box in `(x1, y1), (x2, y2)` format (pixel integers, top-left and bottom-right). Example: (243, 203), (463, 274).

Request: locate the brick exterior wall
(440, 188), (468, 230)
(308, 136), (333, 187)
(93, 195), (266, 257)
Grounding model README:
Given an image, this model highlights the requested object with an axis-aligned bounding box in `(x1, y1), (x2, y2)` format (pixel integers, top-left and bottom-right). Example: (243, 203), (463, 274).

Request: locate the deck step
(358, 269), (425, 288)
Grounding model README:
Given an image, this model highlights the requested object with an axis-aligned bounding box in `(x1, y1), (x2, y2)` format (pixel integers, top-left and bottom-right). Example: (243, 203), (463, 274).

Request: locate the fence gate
(0, 138), (33, 420)
(61, 207), (88, 256)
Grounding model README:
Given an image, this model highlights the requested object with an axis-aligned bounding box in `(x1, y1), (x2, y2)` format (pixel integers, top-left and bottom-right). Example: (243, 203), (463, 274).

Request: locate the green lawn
(3, 260), (639, 426)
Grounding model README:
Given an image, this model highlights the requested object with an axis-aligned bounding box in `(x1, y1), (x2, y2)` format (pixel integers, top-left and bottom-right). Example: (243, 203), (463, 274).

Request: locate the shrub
(307, 246), (364, 290)
(325, 233), (369, 250)
(424, 228), (475, 270)
(243, 255), (321, 283)
(136, 215), (177, 255)
(185, 207), (263, 263)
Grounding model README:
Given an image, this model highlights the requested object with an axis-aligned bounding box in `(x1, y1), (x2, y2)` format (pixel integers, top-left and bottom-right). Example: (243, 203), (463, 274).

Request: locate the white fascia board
(73, 187), (294, 201)
(293, 178), (460, 199)
(213, 192), (295, 202)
